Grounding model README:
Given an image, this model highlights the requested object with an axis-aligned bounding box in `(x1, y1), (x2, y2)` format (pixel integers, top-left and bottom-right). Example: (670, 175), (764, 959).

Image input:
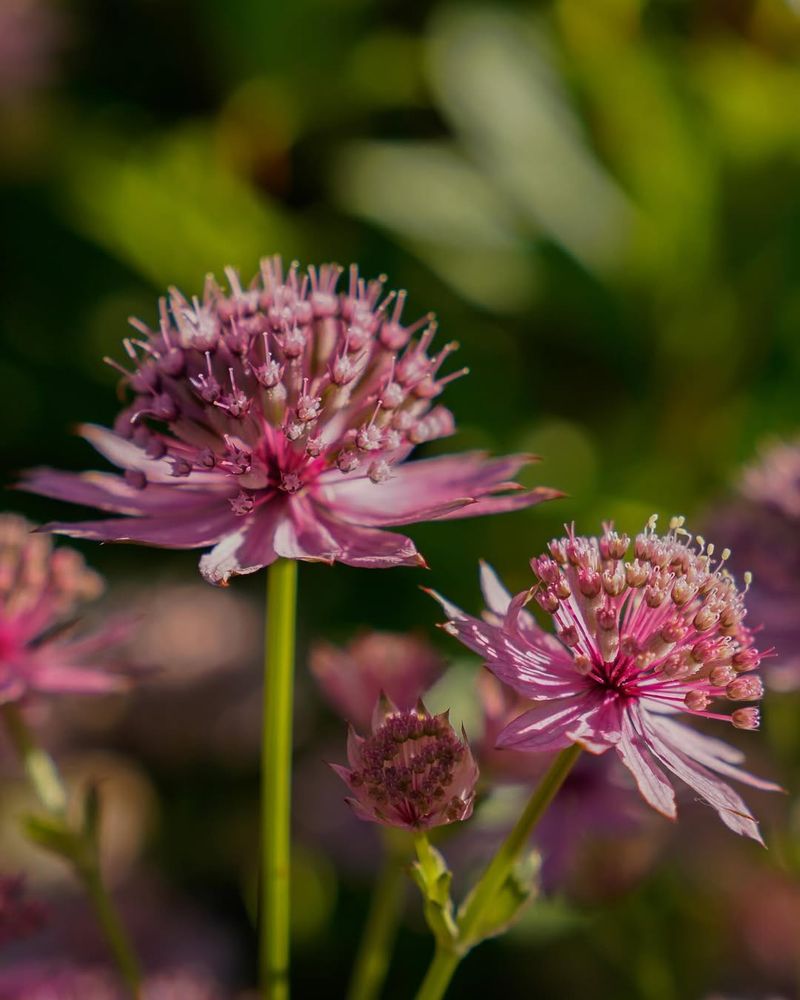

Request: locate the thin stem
(1, 703), (142, 998)
(346, 832), (409, 1000)
(415, 743), (582, 1000)
(260, 557), (298, 1000)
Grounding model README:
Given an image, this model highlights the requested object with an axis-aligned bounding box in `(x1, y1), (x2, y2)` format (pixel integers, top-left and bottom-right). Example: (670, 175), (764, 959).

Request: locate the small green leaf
(23, 814), (84, 864)
(410, 838), (458, 947)
(82, 783), (102, 846)
(458, 850), (540, 947)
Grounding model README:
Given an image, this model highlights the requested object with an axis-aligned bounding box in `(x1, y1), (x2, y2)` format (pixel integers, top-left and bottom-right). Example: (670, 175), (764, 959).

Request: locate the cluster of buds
(333, 698), (478, 830)
(530, 516), (765, 730)
(107, 258), (465, 507)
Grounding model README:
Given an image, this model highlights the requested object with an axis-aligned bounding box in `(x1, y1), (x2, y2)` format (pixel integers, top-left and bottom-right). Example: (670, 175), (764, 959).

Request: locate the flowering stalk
(261, 557), (298, 999)
(346, 830), (410, 1000)
(1, 704), (142, 998)
(415, 744), (582, 1000)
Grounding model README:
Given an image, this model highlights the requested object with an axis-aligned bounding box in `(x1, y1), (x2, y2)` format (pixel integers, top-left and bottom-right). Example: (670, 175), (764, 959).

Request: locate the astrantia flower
(0, 514), (128, 701)
(21, 258), (558, 584)
(433, 517), (781, 842)
(333, 697), (478, 830)
(311, 631), (444, 730)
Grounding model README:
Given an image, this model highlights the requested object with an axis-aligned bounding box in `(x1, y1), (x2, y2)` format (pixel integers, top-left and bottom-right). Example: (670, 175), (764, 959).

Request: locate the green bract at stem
(1, 703), (142, 999)
(346, 829), (412, 1000)
(414, 743), (583, 1000)
(260, 557), (298, 999)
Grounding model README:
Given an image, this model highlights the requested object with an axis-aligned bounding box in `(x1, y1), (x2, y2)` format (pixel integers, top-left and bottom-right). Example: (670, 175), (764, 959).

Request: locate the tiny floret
(332, 697), (478, 830)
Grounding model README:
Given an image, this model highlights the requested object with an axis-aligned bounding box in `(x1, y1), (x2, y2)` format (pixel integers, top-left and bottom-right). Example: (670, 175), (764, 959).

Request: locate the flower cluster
(22, 258), (558, 584)
(311, 630), (444, 729)
(0, 514), (128, 701)
(333, 698), (478, 830)
(434, 518), (781, 842)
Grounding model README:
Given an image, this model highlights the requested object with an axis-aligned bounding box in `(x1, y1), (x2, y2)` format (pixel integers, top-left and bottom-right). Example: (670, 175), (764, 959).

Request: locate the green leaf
(23, 814), (84, 864)
(410, 839), (458, 948)
(458, 850), (540, 947)
(81, 783), (102, 847)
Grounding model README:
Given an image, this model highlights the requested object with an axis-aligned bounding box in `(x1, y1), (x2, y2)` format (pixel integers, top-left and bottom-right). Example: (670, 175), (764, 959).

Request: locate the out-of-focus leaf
(333, 140), (536, 311)
(59, 124), (302, 292)
(427, 6), (634, 273)
(458, 850), (540, 946)
(23, 813), (83, 864)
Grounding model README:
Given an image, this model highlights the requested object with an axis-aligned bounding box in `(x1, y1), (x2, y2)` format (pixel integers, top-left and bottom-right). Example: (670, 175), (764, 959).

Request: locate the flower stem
(260, 557), (298, 999)
(346, 832), (410, 1000)
(415, 743), (582, 1000)
(1, 703), (142, 998)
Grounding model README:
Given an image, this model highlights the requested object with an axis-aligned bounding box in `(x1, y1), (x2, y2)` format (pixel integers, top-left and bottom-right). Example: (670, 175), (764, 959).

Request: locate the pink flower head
(0, 875), (45, 949)
(432, 517), (782, 843)
(21, 258), (559, 584)
(311, 631), (445, 730)
(741, 436), (800, 520)
(332, 696), (478, 830)
(0, 514), (129, 701)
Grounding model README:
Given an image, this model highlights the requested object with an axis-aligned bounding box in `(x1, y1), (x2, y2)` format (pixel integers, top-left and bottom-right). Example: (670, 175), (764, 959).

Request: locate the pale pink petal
(317, 452), (554, 527)
(616, 707), (677, 818)
(314, 514), (424, 568)
(433, 601), (584, 700)
(199, 508), (281, 585)
(433, 486), (562, 520)
(79, 425), (220, 486)
(20, 468), (226, 516)
(27, 663), (128, 695)
(649, 715), (783, 793)
(497, 696), (597, 751)
(44, 504), (237, 549)
(479, 561), (513, 615)
(273, 499), (339, 562)
(641, 716), (764, 843)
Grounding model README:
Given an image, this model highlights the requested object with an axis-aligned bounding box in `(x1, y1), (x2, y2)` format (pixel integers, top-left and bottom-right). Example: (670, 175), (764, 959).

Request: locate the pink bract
(432, 518), (781, 843)
(0, 514), (128, 702)
(20, 257), (559, 584)
(310, 630), (444, 730)
(332, 697), (478, 831)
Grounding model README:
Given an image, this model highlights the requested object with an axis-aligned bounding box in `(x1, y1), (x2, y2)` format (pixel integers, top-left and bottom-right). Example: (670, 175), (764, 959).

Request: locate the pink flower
(0, 875), (45, 949)
(332, 697), (478, 830)
(21, 258), (559, 585)
(0, 514), (129, 701)
(310, 631), (444, 730)
(431, 517), (782, 843)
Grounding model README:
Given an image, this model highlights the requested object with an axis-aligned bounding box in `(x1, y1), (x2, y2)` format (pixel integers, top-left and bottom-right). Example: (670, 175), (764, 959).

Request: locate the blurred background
(2, 0), (800, 996)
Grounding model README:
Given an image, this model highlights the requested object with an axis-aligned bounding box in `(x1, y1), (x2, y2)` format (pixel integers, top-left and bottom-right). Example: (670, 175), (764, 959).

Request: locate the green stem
(415, 743), (582, 1000)
(1, 703), (142, 998)
(260, 558), (298, 999)
(346, 833), (409, 1000)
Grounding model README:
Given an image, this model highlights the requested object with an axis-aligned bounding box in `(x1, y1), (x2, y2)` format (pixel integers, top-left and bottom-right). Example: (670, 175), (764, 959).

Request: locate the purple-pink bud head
(310, 631), (444, 731)
(22, 257), (559, 583)
(0, 514), (129, 701)
(333, 698), (478, 831)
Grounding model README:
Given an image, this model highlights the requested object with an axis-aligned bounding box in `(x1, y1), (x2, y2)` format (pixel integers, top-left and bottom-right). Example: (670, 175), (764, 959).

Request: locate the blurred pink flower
(21, 257), (559, 584)
(333, 697), (478, 830)
(432, 517), (781, 843)
(713, 437), (800, 691)
(0, 874), (45, 948)
(0, 0), (64, 103)
(0, 962), (231, 1000)
(310, 631), (444, 729)
(0, 514), (129, 702)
